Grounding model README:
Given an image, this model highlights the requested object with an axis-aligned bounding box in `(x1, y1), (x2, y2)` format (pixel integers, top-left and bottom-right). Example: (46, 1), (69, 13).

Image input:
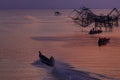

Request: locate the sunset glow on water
(0, 9), (120, 80)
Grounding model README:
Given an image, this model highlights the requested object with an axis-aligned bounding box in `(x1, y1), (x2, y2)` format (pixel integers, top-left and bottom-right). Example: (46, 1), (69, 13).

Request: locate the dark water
(0, 9), (120, 80)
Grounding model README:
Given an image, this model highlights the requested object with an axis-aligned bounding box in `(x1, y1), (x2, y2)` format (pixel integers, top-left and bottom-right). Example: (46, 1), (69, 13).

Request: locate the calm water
(0, 9), (120, 80)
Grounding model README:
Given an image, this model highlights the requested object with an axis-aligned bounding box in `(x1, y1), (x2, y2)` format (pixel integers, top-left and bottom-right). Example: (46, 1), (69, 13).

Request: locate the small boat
(54, 11), (61, 16)
(89, 28), (102, 34)
(98, 37), (110, 46)
(39, 51), (55, 66)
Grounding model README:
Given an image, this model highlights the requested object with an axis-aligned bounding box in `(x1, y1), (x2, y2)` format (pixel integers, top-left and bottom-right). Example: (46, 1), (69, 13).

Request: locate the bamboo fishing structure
(70, 7), (120, 32)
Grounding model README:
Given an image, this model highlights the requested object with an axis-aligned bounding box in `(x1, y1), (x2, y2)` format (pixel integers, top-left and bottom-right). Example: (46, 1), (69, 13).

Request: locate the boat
(39, 51), (55, 66)
(98, 37), (110, 46)
(54, 11), (61, 16)
(89, 28), (102, 34)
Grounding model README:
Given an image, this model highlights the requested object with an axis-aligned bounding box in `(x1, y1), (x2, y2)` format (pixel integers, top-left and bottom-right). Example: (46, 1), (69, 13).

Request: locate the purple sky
(0, 0), (119, 9)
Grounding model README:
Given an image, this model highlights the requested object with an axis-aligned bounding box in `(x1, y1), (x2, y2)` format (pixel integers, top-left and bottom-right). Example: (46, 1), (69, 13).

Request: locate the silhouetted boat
(89, 28), (102, 34)
(98, 37), (110, 46)
(54, 11), (61, 16)
(39, 51), (55, 66)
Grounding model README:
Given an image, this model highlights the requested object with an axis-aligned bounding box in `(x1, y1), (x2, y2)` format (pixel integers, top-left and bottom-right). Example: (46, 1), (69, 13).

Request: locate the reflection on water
(31, 34), (98, 47)
(31, 34), (120, 47)
(0, 9), (120, 80)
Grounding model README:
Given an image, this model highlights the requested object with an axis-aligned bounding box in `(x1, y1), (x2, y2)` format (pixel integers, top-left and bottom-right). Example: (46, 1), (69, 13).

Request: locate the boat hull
(98, 38), (110, 46)
(39, 52), (55, 67)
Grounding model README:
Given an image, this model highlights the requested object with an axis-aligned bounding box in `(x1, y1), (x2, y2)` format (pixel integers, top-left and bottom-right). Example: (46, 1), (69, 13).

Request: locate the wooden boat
(39, 51), (55, 66)
(89, 28), (102, 34)
(98, 37), (110, 46)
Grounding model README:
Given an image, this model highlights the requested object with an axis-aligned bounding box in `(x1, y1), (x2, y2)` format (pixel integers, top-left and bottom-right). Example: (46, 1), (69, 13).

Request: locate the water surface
(0, 9), (120, 80)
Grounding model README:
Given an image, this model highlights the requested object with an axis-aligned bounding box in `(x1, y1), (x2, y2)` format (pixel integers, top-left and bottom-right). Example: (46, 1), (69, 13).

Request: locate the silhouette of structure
(70, 7), (120, 33)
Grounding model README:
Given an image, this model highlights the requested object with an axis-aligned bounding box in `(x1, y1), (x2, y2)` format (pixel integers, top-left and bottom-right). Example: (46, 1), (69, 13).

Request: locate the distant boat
(98, 37), (110, 46)
(89, 28), (102, 34)
(54, 11), (61, 16)
(39, 51), (55, 67)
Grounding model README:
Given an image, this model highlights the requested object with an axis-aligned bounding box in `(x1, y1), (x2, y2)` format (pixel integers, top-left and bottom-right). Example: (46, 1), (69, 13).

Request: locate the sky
(0, 0), (120, 9)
